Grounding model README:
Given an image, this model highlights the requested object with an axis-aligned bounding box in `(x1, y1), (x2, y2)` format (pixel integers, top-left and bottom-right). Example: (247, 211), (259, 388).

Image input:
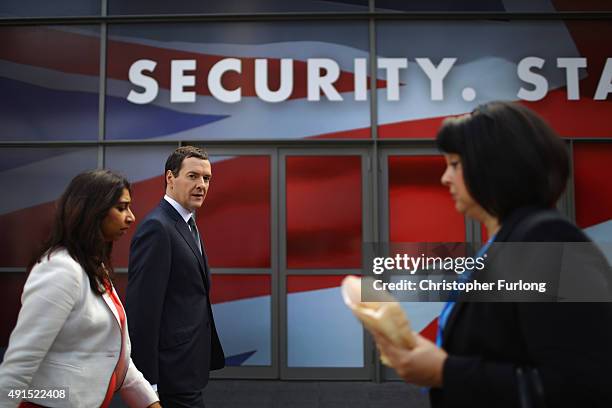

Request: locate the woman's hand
(372, 330), (448, 388)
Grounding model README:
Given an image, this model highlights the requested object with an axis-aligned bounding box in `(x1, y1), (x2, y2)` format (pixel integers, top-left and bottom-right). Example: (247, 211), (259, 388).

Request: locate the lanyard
(435, 234), (496, 347)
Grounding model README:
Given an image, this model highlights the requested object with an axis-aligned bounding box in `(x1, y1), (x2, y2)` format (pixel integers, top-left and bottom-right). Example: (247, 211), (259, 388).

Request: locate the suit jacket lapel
(102, 290), (121, 327)
(200, 241), (212, 291)
(441, 209), (536, 345)
(159, 199), (210, 288)
(175, 219), (206, 276)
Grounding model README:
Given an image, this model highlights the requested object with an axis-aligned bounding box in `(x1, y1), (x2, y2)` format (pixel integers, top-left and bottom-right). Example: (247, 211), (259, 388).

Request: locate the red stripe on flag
(310, 126), (371, 139)
(210, 275), (272, 304)
(419, 317), (439, 343)
(0, 202), (55, 267)
(286, 275), (346, 294)
(378, 89), (612, 139)
(0, 274), (27, 347)
(1, 27), (388, 99)
(106, 39), (387, 99)
(521, 91), (612, 137)
(379, 116), (446, 139)
(573, 143), (612, 229)
(0, 27), (100, 76)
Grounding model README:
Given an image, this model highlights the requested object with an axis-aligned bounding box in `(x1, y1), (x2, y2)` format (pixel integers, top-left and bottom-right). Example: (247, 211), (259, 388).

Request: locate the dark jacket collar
(442, 206), (553, 345)
(494, 206), (551, 243)
(159, 198), (182, 222)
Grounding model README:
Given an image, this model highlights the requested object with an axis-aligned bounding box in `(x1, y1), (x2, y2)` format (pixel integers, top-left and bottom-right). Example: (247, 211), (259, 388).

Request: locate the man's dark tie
(187, 216), (202, 254)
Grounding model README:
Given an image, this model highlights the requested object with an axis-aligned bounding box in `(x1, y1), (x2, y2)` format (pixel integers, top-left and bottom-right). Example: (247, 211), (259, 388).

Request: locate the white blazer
(0, 249), (158, 408)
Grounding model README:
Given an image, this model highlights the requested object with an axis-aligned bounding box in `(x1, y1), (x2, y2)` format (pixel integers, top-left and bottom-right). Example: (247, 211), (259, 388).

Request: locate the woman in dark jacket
(373, 101), (612, 407)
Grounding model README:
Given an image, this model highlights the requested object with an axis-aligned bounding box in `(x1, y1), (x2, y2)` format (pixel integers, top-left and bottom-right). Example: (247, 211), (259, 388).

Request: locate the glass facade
(105, 22), (371, 141)
(0, 26), (100, 141)
(1, 1), (610, 380)
(286, 155), (362, 269)
(0, 147), (99, 267)
(376, 20), (612, 138)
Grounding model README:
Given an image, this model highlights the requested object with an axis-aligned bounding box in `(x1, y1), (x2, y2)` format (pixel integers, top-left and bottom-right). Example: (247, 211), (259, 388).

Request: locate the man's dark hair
(28, 170), (131, 295)
(164, 146), (209, 188)
(436, 101), (569, 221)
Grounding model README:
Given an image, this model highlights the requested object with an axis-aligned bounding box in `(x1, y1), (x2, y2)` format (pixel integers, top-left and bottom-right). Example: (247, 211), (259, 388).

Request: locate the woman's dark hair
(436, 101), (569, 221)
(28, 170), (131, 295)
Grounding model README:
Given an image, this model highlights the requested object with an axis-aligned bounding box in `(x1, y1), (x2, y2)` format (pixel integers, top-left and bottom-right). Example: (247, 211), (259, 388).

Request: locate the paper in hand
(341, 275), (416, 364)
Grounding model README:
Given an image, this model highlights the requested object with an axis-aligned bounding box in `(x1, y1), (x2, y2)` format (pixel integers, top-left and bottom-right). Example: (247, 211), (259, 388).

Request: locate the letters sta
(518, 57), (612, 101)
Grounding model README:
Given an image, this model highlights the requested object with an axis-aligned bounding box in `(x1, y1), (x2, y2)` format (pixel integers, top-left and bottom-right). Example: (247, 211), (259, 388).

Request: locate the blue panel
(288, 287), (363, 367)
(212, 296), (271, 366)
(0, 78), (98, 141)
(377, 0), (505, 11)
(225, 350), (257, 367)
(109, 0), (368, 15)
(105, 95), (228, 140)
(0, 0), (100, 17)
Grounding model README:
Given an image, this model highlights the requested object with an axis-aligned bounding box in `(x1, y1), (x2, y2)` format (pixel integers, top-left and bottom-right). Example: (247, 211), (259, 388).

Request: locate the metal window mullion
(2, 11), (612, 26)
(97, 19), (107, 169)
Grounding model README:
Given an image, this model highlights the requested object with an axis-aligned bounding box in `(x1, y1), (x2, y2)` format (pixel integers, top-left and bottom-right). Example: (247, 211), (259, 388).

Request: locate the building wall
(1, 0), (611, 380)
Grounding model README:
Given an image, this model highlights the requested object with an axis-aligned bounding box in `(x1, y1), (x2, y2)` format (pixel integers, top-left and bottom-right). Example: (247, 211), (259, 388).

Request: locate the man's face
(166, 157), (212, 212)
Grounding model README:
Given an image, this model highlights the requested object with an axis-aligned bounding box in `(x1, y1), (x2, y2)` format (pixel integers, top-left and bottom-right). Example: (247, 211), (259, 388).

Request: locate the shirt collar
(164, 194), (193, 224)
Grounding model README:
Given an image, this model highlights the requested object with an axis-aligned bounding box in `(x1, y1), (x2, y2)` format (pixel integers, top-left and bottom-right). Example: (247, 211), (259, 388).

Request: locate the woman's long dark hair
(28, 170), (131, 295)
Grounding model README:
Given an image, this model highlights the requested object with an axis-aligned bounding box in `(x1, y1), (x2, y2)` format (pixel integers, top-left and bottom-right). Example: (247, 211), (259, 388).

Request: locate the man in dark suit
(126, 146), (225, 408)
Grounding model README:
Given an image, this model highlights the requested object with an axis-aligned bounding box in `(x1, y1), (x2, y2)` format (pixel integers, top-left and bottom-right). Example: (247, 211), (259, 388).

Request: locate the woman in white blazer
(0, 170), (161, 408)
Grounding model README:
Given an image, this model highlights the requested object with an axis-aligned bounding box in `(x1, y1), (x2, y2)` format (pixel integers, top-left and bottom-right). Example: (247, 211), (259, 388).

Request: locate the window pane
(286, 156), (362, 269)
(199, 156), (271, 268)
(211, 274), (272, 366)
(106, 22), (370, 140)
(389, 156), (464, 242)
(112, 274), (273, 367)
(107, 149), (271, 269)
(377, 0), (504, 12)
(109, 0), (368, 15)
(287, 275), (363, 367)
(376, 0), (612, 12)
(574, 143), (612, 233)
(0, 147), (98, 268)
(111, 273), (271, 367)
(0, 26), (100, 141)
(0, 0), (100, 17)
(388, 155), (463, 343)
(376, 20), (612, 138)
(105, 145), (177, 268)
(0, 273), (28, 350)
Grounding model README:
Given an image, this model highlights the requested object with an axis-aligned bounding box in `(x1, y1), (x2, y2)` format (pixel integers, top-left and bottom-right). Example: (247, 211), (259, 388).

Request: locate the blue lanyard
(435, 234), (496, 347)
